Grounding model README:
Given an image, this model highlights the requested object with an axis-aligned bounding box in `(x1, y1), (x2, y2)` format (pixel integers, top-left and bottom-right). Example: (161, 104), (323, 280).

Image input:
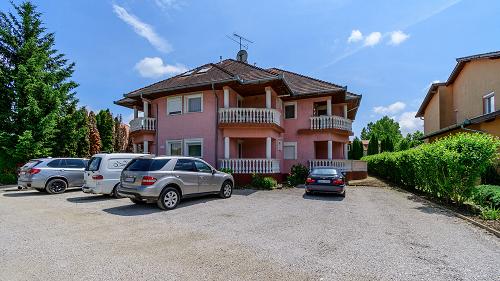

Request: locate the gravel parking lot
(0, 185), (499, 281)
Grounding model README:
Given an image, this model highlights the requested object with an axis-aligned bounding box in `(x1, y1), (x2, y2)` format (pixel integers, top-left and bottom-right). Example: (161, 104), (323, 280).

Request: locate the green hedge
(362, 133), (500, 204)
(472, 185), (500, 209)
(251, 174), (278, 190)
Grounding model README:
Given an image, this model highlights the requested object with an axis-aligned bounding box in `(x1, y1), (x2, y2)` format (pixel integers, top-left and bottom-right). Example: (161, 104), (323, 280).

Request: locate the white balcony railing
(310, 115), (352, 131)
(219, 158), (280, 174)
(219, 108), (281, 126)
(129, 117), (156, 132)
(309, 159), (367, 172)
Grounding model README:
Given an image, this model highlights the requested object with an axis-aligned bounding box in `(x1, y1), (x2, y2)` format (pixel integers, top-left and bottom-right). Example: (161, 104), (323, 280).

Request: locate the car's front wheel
(157, 187), (180, 210)
(46, 179), (67, 194)
(219, 181), (233, 199)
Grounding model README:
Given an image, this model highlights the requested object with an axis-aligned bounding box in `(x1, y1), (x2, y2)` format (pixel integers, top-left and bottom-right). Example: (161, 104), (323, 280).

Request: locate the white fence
(310, 115), (352, 131)
(129, 117), (156, 132)
(219, 108), (281, 126)
(308, 159), (367, 172)
(219, 159), (280, 174)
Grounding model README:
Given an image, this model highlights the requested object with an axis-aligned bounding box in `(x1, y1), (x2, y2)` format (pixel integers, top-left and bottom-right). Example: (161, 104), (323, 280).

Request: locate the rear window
(21, 160), (41, 170)
(311, 168), (338, 175)
(86, 157), (102, 171)
(124, 159), (170, 171)
(47, 159), (61, 168)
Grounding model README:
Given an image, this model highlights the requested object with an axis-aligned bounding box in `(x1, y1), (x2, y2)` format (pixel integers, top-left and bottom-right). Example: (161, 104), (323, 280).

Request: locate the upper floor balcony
(130, 117), (156, 132)
(219, 107), (281, 126)
(310, 115), (352, 131)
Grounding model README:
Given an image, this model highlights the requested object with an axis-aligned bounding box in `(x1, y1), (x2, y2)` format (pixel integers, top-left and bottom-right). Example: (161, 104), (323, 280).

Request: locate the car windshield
(311, 168), (338, 175)
(124, 159), (170, 171)
(86, 157), (102, 171)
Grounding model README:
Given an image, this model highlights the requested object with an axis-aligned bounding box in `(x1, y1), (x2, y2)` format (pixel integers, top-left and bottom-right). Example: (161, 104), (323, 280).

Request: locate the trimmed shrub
(287, 164), (309, 186)
(362, 133), (500, 205)
(472, 185), (500, 209)
(251, 174), (278, 190)
(0, 172), (17, 185)
(219, 168), (233, 174)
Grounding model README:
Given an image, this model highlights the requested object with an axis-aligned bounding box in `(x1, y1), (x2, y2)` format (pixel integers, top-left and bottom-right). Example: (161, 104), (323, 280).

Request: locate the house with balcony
(416, 51), (500, 142)
(115, 58), (366, 182)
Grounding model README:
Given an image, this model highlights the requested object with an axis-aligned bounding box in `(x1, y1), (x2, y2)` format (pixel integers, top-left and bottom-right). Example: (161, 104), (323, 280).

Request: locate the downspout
(156, 102), (159, 155)
(212, 83), (219, 169)
(460, 120), (485, 134)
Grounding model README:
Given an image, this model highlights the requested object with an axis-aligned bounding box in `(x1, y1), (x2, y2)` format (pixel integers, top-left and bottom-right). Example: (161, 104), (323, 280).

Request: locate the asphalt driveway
(0, 186), (498, 281)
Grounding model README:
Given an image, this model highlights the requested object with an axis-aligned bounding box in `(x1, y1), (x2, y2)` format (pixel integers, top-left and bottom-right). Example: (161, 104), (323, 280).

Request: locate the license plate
(124, 177), (135, 183)
(317, 180), (330, 184)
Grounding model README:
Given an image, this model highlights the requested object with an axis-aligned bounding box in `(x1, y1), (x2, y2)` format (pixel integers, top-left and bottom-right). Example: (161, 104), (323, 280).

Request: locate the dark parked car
(304, 167), (346, 197)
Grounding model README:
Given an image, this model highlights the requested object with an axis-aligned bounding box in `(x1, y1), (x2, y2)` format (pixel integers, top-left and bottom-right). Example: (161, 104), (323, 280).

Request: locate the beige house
(416, 51), (500, 142)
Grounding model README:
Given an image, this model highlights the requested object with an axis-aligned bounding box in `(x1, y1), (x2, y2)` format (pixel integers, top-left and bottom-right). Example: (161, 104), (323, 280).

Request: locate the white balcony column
(327, 98), (332, 116)
(265, 87), (272, 109)
(224, 137), (230, 159)
(343, 104), (348, 118)
(143, 100), (149, 118)
(344, 143), (348, 159)
(327, 140), (333, 160)
(223, 87), (230, 108)
(133, 143), (137, 153)
(266, 137), (272, 159)
(143, 141), (149, 154)
(133, 106), (138, 119)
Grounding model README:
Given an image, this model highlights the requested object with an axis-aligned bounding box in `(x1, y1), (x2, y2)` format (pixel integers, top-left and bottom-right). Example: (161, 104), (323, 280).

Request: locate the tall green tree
(349, 137), (364, 160)
(361, 116), (402, 142)
(0, 1), (78, 173)
(367, 135), (379, 155)
(52, 106), (90, 157)
(96, 109), (114, 152)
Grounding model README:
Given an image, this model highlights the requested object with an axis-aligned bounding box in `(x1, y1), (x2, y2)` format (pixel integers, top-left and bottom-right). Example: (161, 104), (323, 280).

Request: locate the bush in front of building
(219, 168), (233, 174)
(362, 133), (500, 206)
(251, 174), (278, 190)
(287, 164), (309, 187)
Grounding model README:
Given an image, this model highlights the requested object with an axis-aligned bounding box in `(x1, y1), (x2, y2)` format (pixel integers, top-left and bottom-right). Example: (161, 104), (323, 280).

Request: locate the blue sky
(2, 0), (498, 137)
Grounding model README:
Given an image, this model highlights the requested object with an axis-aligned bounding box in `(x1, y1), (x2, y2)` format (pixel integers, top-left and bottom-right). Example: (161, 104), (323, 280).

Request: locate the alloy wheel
(223, 183), (232, 197)
(163, 191), (178, 208)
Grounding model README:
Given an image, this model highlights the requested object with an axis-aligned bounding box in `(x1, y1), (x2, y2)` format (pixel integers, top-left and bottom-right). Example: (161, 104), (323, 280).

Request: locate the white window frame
(184, 138), (203, 158)
(166, 140), (183, 156)
(483, 92), (495, 114)
(184, 93), (203, 113)
(283, 142), (297, 160)
(284, 101), (297, 119)
(167, 96), (183, 115)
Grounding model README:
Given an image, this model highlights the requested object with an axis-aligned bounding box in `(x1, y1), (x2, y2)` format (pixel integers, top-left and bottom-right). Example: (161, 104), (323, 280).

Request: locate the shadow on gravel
(233, 189), (258, 196)
(2, 189), (80, 197)
(302, 193), (345, 201)
(103, 195), (221, 216)
(407, 194), (455, 218)
(67, 195), (113, 203)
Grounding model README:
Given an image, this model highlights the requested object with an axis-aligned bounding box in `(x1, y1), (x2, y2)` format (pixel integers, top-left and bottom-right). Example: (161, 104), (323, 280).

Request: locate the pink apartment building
(115, 59), (367, 182)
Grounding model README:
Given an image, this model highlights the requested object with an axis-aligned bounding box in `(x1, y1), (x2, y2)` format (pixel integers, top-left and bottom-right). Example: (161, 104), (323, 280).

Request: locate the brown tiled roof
(267, 68), (345, 95)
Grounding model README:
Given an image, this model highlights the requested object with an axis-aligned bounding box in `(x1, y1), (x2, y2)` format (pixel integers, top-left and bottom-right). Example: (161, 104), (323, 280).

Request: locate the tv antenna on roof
(226, 33), (253, 63)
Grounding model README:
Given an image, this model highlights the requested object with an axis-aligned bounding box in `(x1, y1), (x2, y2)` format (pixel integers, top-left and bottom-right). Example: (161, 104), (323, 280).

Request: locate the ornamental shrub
(472, 185), (500, 209)
(287, 164), (309, 186)
(251, 174), (278, 190)
(362, 133), (500, 205)
(219, 168), (233, 174)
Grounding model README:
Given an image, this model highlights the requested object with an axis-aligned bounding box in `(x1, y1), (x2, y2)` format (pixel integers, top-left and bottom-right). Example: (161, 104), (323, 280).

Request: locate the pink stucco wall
(135, 86), (348, 173)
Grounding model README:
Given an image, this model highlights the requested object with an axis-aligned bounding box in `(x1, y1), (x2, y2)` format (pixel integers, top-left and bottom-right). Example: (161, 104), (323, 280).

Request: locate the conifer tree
(88, 111), (102, 156)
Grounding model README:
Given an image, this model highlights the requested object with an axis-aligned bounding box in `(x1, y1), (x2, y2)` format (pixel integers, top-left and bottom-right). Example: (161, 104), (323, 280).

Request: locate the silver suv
(118, 156), (234, 210)
(17, 158), (88, 194)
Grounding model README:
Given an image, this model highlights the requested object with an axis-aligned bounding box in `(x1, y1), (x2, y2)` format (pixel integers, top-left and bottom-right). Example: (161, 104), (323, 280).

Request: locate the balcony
(219, 108), (281, 126)
(219, 158), (280, 174)
(310, 115), (352, 131)
(129, 117), (156, 132)
(308, 159), (367, 172)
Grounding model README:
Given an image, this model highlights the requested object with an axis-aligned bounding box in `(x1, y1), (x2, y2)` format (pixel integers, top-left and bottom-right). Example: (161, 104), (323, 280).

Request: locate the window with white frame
(483, 92), (495, 114)
(283, 142), (297, 160)
(166, 140), (182, 156)
(284, 102), (297, 119)
(184, 138), (203, 158)
(185, 93), (203, 113)
(167, 96), (182, 115)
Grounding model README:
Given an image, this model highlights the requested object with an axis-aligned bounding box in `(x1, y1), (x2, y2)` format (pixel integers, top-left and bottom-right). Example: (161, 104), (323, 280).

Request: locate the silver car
(118, 156), (234, 210)
(17, 158), (88, 194)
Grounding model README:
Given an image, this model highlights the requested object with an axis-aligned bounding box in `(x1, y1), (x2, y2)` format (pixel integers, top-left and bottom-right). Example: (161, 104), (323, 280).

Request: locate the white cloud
(154, 0), (183, 10)
(135, 57), (188, 78)
(112, 4), (172, 53)
(347, 30), (363, 43)
(398, 111), (423, 134)
(364, 32), (382, 46)
(389, 30), (410, 45)
(373, 101), (406, 115)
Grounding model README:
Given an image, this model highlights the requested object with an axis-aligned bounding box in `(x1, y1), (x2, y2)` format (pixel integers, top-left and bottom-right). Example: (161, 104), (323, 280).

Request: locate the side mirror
(212, 169), (216, 175)
(341, 171), (347, 177)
